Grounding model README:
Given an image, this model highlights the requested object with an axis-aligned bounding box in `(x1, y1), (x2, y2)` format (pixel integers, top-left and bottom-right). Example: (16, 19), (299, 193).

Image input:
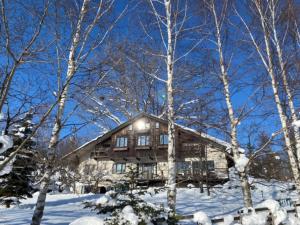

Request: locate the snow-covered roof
(63, 113), (241, 159)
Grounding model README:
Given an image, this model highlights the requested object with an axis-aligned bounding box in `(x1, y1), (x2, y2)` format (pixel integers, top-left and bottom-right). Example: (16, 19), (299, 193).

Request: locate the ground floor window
(138, 163), (157, 179)
(192, 160), (215, 175)
(177, 161), (192, 175)
(112, 163), (126, 174)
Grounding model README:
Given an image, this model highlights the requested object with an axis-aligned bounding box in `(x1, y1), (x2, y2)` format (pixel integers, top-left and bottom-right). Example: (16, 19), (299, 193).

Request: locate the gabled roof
(63, 112), (236, 159)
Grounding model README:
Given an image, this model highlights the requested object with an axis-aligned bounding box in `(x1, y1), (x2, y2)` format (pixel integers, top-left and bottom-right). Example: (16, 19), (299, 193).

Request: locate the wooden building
(63, 113), (232, 193)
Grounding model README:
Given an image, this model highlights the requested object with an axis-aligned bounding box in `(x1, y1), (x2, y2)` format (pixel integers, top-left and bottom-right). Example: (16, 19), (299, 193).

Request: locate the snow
(223, 214), (234, 225)
(121, 205), (139, 225)
(292, 120), (300, 128)
(96, 195), (109, 205)
(0, 156), (15, 176)
(187, 183), (195, 188)
(0, 135), (13, 154)
(235, 154), (249, 173)
(257, 199), (280, 213)
(193, 211), (212, 225)
(0, 179), (299, 225)
(70, 216), (104, 225)
(241, 209), (267, 225)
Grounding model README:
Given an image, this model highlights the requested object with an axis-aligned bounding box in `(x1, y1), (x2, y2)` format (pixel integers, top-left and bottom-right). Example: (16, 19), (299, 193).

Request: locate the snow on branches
(292, 120), (300, 128)
(0, 135), (13, 154)
(235, 154), (249, 173)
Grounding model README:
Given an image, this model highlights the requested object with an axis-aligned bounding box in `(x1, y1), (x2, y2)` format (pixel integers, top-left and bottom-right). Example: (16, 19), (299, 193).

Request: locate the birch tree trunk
(210, 0), (252, 207)
(269, 0), (300, 168)
(164, 0), (177, 216)
(248, 0), (300, 193)
(30, 1), (90, 224)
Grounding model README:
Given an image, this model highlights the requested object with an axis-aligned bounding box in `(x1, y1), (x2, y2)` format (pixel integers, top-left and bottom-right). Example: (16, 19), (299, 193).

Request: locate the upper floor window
(112, 163), (126, 174)
(128, 125), (133, 131)
(116, 136), (128, 147)
(160, 134), (168, 145)
(136, 119), (150, 130)
(155, 122), (160, 129)
(137, 135), (150, 146)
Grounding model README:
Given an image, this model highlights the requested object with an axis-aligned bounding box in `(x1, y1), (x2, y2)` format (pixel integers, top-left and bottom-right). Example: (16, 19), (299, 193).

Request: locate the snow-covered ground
(0, 179), (297, 225)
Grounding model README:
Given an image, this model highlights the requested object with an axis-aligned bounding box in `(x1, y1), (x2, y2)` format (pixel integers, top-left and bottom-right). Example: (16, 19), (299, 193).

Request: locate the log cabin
(63, 113), (233, 193)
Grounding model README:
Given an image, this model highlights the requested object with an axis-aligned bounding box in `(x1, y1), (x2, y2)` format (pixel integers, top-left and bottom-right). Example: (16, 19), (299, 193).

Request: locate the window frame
(159, 134), (168, 145)
(112, 163), (126, 174)
(115, 136), (128, 148)
(137, 134), (150, 146)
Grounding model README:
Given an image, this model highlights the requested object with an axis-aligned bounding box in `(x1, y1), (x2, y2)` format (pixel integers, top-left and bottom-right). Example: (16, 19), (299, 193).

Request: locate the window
(138, 163), (157, 179)
(206, 161), (215, 171)
(112, 163), (126, 174)
(128, 125), (133, 131)
(136, 120), (150, 130)
(155, 122), (160, 129)
(177, 162), (191, 175)
(116, 137), (128, 147)
(160, 134), (168, 145)
(192, 160), (215, 174)
(137, 135), (150, 146)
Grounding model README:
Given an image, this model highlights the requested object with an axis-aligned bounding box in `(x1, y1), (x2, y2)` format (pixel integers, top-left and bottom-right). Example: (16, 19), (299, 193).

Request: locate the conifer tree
(0, 111), (37, 207)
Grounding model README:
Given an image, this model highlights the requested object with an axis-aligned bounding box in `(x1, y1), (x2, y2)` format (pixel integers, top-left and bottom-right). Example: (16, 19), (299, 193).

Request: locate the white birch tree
(146, 0), (204, 217)
(31, 1), (127, 224)
(236, 0), (300, 192)
(207, 0), (253, 207)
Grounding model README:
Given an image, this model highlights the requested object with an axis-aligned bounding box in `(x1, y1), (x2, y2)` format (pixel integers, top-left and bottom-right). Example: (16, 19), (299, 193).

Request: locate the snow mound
(193, 211), (212, 225)
(96, 196), (110, 205)
(257, 199), (280, 214)
(223, 214), (234, 225)
(235, 154), (249, 173)
(121, 205), (139, 225)
(0, 135), (13, 154)
(69, 216), (104, 225)
(241, 210), (267, 225)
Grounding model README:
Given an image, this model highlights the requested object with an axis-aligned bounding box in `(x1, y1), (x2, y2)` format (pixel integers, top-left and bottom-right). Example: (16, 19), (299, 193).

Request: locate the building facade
(63, 113), (232, 193)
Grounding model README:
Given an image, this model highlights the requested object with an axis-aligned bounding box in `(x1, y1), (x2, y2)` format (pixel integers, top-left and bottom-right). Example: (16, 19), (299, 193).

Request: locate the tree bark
(269, 0), (300, 169)
(165, 0), (177, 216)
(210, 0), (253, 207)
(30, 1), (90, 224)
(253, 0), (300, 193)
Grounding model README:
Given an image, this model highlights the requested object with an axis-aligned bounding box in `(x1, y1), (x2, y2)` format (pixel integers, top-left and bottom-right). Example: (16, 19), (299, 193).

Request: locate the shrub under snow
(193, 211), (212, 225)
(70, 216), (105, 225)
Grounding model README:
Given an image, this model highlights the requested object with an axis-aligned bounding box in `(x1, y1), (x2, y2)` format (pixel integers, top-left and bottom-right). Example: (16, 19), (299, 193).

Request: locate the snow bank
(0, 135), (13, 154)
(235, 154), (249, 173)
(193, 211), (212, 225)
(69, 216), (104, 225)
